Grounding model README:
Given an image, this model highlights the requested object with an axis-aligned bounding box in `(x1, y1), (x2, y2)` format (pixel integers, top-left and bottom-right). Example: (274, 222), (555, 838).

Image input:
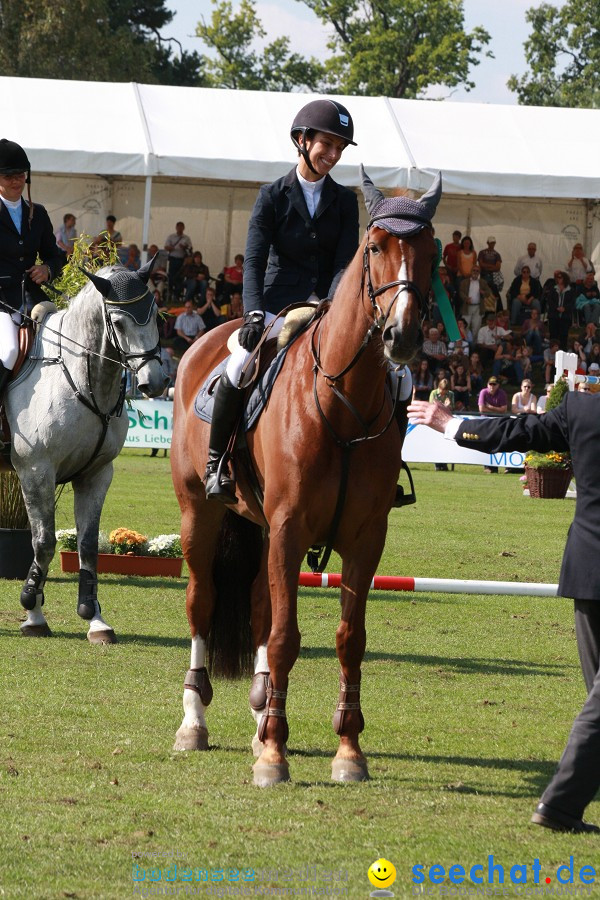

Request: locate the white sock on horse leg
(254, 644), (268, 674)
(182, 635), (208, 730)
(20, 594), (47, 628)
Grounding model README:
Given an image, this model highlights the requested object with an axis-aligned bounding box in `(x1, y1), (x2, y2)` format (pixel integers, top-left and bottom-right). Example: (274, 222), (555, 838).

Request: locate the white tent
(2, 76), (599, 277)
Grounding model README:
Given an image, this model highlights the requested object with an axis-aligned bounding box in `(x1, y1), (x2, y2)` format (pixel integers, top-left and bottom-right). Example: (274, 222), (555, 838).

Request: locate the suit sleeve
(37, 206), (66, 281)
(242, 185), (275, 315)
(456, 395), (570, 454)
(327, 189), (359, 299)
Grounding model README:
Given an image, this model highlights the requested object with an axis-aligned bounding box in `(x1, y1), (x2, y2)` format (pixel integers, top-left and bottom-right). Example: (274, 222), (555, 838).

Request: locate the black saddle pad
(193, 341), (293, 431)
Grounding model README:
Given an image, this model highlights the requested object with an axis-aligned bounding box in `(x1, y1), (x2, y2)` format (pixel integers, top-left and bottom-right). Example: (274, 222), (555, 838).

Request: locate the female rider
(0, 139), (65, 417)
(204, 99), (360, 503)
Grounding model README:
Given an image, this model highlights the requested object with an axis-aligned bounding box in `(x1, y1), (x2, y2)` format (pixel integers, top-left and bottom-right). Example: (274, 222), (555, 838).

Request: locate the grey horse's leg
(17, 467), (56, 637)
(73, 464), (117, 644)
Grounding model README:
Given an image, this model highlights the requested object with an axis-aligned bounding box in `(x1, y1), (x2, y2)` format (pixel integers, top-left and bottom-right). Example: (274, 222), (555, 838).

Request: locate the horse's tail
(208, 510), (263, 679)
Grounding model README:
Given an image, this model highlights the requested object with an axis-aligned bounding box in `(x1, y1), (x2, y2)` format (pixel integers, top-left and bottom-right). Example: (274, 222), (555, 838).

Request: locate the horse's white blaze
(392, 259), (410, 329)
(254, 644), (268, 674)
(20, 595), (47, 630)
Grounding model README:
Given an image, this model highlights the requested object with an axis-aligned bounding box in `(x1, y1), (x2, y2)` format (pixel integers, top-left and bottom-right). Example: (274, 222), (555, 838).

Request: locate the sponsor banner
(125, 400), (173, 449)
(403, 416), (525, 469)
(123, 406), (526, 470)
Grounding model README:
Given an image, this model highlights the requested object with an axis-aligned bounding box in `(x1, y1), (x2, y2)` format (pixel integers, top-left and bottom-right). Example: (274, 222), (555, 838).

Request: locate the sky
(165, 0), (565, 106)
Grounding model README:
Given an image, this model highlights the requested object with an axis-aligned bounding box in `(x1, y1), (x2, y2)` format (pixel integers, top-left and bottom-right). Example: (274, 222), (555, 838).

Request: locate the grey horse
(7, 259), (167, 643)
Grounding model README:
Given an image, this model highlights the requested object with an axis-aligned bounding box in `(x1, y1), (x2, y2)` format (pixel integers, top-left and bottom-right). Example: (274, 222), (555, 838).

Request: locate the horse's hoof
(253, 761), (290, 787)
(173, 726), (209, 751)
(20, 622), (52, 637)
(87, 629), (117, 645)
(331, 757), (369, 782)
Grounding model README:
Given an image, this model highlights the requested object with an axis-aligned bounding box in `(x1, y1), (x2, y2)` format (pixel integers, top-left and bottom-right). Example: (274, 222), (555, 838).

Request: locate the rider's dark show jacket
(0, 199), (66, 310)
(243, 167), (359, 316)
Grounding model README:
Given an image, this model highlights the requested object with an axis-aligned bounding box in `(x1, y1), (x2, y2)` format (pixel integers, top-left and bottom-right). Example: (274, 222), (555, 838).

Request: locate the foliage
(0, 471), (29, 529)
(194, 0), (491, 97)
(1, 455), (589, 897)
(545, 378), (568, 412)
(56, 525), (182, 557)
(524, 450), (571, 470)
(308, 0), (492, 97)
(508, 0), (600, 108)
(0, 0), (205, 86)
(43, 234), (120, 309)
(109, 528), (148, 555)
(196, 0), (324, 91)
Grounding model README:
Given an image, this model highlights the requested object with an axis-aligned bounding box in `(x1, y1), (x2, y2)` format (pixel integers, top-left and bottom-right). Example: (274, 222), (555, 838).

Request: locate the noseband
(102, 300), (162, 375)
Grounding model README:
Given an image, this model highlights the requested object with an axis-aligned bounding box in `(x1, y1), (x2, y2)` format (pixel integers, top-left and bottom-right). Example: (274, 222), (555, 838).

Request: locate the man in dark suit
(407, 391), (600, 834)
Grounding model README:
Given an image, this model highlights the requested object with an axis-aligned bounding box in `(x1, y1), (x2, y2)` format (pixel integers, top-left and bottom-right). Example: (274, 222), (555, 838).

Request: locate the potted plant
(57, 528), (183, 577)
(523, 379), (572, 499)
(0, 471), (33, 579)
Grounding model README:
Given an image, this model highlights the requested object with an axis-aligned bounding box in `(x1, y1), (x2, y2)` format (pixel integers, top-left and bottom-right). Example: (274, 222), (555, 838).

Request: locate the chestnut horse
(171, 171), (441, 786)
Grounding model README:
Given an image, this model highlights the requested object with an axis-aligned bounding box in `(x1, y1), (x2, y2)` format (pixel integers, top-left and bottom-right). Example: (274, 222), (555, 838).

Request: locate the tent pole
(141, 175), (153, 263)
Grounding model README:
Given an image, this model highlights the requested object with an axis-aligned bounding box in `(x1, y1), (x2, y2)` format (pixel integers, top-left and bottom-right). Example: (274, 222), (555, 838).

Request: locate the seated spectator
(442, 230), (462, 287)
(577, 381), (592, 393)
(447, 340), (470, 376)
(183, 251), (210, 303)
(479, 376), (508, 472)
(468, 351), (484, 394)
(514, 242), (543, 281)
(430, 265), (457, 325)
(516, 343), (533, 380)
(507, 266), (542, 324)
(458, 264), (495, 338)
(477, 236), (503, 297)
(412, 358), (434, 401)
(567, 243), (595, 288)
(160, 345), (178, 390)
(475, 311), (512, 364)
(173, 300), (205, 357)
(429, 377), (454, 408)
(121, 243), (140, 271)
(521, 308), (546, 360)
(450, 363), (471, 411)
(547, 271), (575, 350)
(224, 288), (244, 321)
(588, 362), (600, 381)
(537, 383), (554, 414)
(197, 285), (225, 331)
(492, 336), (524, 384)
(421, 326), (448, 374)
(511, 379), (537, 414)
(587, 343), (600, 371)
(55, 213), (77, 256)
(456, 235), (477, 285)
(544, 339), (561, 384)
(575, 273), (600, 325)
(147, 244), (168, 298)
(457, 316), (473, 348)
(221, 254), (244, 300)
(580, 321), (598, 356)
(571, 339), (588, 373)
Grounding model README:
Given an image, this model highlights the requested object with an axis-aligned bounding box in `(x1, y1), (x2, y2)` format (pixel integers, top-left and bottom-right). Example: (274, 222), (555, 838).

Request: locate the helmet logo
(339, 114), (349, 126)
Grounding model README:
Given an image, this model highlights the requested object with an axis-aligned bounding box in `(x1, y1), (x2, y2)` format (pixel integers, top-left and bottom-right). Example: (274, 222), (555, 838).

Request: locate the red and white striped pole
(298, 572), (558, 597)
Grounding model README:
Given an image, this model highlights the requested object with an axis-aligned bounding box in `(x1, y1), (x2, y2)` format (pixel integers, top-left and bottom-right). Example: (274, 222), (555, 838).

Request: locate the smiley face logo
(368, 858), (396, 889)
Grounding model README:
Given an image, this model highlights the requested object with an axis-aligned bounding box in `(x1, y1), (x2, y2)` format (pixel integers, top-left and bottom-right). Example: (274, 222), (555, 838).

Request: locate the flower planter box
(524, 465), (573, 500)
(60, 551), (183, 577)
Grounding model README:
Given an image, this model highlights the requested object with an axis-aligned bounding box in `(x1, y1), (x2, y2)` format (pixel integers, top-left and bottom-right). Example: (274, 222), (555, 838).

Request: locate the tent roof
(1, 77), (599, 198)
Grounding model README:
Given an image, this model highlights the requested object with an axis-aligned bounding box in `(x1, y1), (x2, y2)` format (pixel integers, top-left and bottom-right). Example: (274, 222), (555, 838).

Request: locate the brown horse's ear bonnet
(360, 165), (442, 236)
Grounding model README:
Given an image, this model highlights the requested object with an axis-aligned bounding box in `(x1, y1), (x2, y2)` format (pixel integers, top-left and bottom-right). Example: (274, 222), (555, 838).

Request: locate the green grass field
(1, 452), (596, 899)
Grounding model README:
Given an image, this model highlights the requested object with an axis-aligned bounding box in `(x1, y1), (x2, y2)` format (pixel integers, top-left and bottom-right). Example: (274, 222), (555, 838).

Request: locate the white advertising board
(125, 400), (173, 450)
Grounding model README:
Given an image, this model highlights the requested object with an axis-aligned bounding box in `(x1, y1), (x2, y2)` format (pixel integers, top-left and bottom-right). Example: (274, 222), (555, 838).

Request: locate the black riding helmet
(0, 139), (31, 183)
(291, 99), (356, 176)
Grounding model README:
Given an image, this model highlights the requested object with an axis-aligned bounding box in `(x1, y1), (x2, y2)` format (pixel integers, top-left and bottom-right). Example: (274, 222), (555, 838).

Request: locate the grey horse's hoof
(253, 761), (290, 787)
(173, 726), (209, 751)
(331, 757), (369, 782)
(87, 629), (117, 645)
(20, 622), (52, 637)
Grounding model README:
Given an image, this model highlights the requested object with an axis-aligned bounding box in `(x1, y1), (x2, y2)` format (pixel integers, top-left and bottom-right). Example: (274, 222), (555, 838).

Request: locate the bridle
(102, 298), (162, 375)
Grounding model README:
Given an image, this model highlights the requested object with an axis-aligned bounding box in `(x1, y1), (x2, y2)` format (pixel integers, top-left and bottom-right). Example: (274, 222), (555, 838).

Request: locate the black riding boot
(0, 362), (13, 451)
(203, 372), (245, 504)
(393, 398), (416, 507)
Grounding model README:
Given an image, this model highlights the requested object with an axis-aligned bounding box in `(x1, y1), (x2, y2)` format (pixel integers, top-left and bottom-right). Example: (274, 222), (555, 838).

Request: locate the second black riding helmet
(290, 99), (356, 175)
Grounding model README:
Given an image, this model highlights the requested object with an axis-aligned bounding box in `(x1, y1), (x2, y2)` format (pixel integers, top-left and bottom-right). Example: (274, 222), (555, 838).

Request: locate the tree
(196, 0), (323, 91)
(0, 0), (205, 86)
(302, 0), (492, 98)
(507, 0), (600, 107)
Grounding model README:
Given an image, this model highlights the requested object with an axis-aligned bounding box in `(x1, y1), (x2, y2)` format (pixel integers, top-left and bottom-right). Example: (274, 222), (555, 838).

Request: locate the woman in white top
(511, 379), (537, 414)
